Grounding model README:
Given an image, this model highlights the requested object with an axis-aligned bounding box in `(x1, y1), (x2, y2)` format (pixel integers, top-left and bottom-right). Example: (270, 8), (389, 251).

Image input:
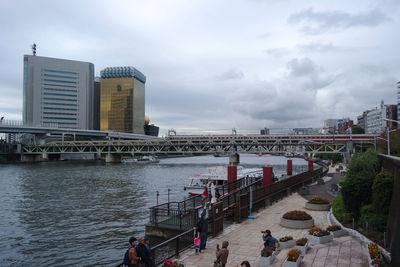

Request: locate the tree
(341, 149), (380, 217)
(352, 126), (365, 134)
(372, 170), (394, 216)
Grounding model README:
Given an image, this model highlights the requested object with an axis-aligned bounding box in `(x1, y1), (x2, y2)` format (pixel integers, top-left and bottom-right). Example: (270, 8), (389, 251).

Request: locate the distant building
(144, 116), (159, 137)
(23, 55), (95, 129)
(323, 119), (338, 134)
(260, 127), (270, 135)
(398, 81), (400, 128)
(100, 67), (146, 134)
(386, 104), (398, 129)
(365, 101), (386, 134)
(292, 128), (315, 135)
(93, 77), (101, 130)
(337, 120), (354, 134)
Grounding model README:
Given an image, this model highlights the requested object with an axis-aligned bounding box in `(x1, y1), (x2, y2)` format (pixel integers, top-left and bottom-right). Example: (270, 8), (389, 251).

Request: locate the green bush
(341, 149), (379, 217)
(332, 195), (352, 223)
(360, 204), (386, 232)
(372, 170), (394, 216)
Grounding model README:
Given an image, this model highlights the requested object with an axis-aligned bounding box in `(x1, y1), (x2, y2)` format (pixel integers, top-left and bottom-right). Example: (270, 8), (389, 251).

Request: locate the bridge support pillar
(227, 166), (237, 193)
(287, 159), (292, 175)
(229, 153), (240, 166)
(308, 160), (314, 172)
(263, 167), (273, 186)
(105, 154), (121, 163)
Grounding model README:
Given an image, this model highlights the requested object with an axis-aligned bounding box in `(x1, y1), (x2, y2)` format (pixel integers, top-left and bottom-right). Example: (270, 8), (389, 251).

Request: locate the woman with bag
(215, 241), (229, 267)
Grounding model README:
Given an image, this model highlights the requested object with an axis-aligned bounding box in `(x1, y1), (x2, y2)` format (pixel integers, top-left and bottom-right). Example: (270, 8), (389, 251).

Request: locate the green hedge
(332, 195), (352, 223)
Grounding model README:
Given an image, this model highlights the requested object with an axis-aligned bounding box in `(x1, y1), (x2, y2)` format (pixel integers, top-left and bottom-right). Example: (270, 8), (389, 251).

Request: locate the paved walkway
(177, 166), (368, 267)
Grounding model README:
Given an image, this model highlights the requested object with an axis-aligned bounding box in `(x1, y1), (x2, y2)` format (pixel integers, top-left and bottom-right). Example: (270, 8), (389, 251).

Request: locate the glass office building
(23, 55), (94, 129)
(100, 67), (145, 134)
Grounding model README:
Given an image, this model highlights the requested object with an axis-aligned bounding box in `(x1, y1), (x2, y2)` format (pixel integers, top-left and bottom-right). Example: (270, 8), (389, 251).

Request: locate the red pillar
(263, 167), (273, 186)
(287, 159), (293, 175)
(227, 166), (237, 192)
(308, 160), (314, 172)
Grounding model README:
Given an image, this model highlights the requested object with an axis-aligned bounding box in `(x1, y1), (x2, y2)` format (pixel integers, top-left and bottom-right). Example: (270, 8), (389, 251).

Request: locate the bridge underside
(22, 139), (373, 155)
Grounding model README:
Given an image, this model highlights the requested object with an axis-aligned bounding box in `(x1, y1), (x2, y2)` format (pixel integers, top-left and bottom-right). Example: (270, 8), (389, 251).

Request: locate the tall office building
(100, 67), (145, 134)
(23, 55), (94, 129)
(398, 81), (400, 128)
(93, 77), (101, 130)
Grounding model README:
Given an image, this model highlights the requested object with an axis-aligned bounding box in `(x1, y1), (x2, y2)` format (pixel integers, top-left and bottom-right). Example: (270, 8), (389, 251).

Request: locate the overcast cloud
(0, 0), (399, 135)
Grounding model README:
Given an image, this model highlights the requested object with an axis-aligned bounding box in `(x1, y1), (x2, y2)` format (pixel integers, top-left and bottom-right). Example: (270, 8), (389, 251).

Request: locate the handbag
(214, 259), (222, 267)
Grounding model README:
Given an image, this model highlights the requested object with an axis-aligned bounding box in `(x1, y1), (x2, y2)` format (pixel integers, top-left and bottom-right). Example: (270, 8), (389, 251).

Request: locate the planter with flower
(260, 245), (275, 267)
(279, 236), (295, 249)
(305, 197), (331, 211)
(326, 225), (347, 238)
(307, 227), (333, 245)
(294, 237), (308, 256)
(284, 248), (302, 267)
(280, 210), (314, 229)
(298, 186), (310, 196)
(367, 243), (388, 267)
(162, 259), (185, 267)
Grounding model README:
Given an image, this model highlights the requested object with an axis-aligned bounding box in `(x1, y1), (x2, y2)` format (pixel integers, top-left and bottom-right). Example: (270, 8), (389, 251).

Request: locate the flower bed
(305, 197), (331, 211)
(308, 197), (329, 204)
(285, 249), (301, 267)
(307, 228), (333, 244)
(326, 225), (347, 237)
(260, 246), (275, 267)
(279, 236), (295, 249)
(162, 259), (184, 267)
(295, 238), (308, 256)
(367, 243), (389, 267)
(282, 210), (312, 220)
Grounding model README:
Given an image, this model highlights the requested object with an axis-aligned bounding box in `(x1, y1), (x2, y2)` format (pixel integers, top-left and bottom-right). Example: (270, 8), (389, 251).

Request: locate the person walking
(144, 237), (152, 267)
(198, 212), (208, 253)
(194, 232), (201, 253)
(215, 241), (229, 267)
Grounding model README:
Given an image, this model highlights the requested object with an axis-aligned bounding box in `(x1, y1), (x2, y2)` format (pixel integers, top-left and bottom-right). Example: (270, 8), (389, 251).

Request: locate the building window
(43, 79), (77, 84)
(44, 69), (78, 75)
(43, 74), (77, 80)
(43, 97), (77, 102)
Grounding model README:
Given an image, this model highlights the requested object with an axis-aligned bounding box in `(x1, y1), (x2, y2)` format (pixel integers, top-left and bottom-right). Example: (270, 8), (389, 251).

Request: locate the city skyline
(0, 0), (399, 135)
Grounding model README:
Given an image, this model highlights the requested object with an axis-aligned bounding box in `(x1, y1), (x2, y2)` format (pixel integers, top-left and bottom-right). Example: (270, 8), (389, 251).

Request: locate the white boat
(121, 156), (160, 164)
(184, 166), (262, 196)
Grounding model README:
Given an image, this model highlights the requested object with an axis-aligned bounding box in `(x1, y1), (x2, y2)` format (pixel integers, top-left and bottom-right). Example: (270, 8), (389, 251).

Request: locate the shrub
(372, 170), (394, 217)
(326, 225), (341, 232)
(279, 236), (293, 242)
(296, 238), (308, 246)
(286, 249), (301, 262)
(341, 149), (379, 217)
(332, 195), (352, 223)
(282, 210), (312, 220)
(308, 227), (321, 235)
(261, 246), (273, 257)
(308, 197), (329, 204)
(360, 204), (387, 232)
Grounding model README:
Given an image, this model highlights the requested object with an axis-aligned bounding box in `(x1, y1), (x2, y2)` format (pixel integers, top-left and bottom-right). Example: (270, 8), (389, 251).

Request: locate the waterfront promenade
(179, 167), (369, 267)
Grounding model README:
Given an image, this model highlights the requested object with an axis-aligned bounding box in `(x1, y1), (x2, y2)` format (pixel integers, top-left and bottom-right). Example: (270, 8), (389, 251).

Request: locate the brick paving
(176, 165), (368, 267)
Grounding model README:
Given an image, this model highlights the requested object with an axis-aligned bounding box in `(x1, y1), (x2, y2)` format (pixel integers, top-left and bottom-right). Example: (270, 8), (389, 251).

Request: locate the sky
(0, 0), (399, 135)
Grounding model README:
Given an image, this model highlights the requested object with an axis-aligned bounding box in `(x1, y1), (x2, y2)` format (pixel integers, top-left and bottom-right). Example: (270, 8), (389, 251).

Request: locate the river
(0, 154), (307, 266)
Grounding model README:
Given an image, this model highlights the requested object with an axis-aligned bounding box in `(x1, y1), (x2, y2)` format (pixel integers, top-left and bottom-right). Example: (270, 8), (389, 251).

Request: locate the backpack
(123, 248), (131, 266)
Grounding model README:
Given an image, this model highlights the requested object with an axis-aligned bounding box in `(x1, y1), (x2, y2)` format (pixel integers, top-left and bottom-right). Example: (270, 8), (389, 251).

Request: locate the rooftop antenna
(31, 43), (37, 56)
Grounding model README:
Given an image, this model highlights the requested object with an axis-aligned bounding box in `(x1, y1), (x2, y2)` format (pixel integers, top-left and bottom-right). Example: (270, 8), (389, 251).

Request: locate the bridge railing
(0, 120), (60, 128)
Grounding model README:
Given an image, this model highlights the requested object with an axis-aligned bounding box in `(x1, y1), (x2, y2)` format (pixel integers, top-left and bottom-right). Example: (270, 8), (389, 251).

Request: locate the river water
(0, 154), (307, 266)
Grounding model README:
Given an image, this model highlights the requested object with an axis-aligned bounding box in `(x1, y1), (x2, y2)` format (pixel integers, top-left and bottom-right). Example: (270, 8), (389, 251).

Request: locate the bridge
(0, 120), (161, 140)
(20, 133), (376, 162)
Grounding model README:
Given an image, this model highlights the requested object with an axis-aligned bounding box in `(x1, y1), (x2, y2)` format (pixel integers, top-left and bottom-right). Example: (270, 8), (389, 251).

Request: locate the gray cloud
(288, 8), (391, 34)
(264, 48), (291, 57)
(214, 69), (244, 81)
(298, 42), (355, 53)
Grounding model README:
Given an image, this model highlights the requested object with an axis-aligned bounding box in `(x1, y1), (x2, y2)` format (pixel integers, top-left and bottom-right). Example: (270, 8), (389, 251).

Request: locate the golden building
(100, 67), (145, 134)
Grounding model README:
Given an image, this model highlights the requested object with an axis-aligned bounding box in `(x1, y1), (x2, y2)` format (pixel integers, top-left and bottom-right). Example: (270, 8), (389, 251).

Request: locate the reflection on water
(0, 154), (307, 266)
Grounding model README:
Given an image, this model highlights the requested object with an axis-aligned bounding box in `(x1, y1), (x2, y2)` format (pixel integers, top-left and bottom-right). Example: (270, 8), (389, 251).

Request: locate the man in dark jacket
(198, 212), (208, 253)
(136, 237), (150, 267)
(262, 229), (278, 250)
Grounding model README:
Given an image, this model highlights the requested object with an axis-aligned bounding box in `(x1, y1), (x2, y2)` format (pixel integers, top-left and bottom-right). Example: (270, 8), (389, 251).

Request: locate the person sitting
(262, 229), (279, 250)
